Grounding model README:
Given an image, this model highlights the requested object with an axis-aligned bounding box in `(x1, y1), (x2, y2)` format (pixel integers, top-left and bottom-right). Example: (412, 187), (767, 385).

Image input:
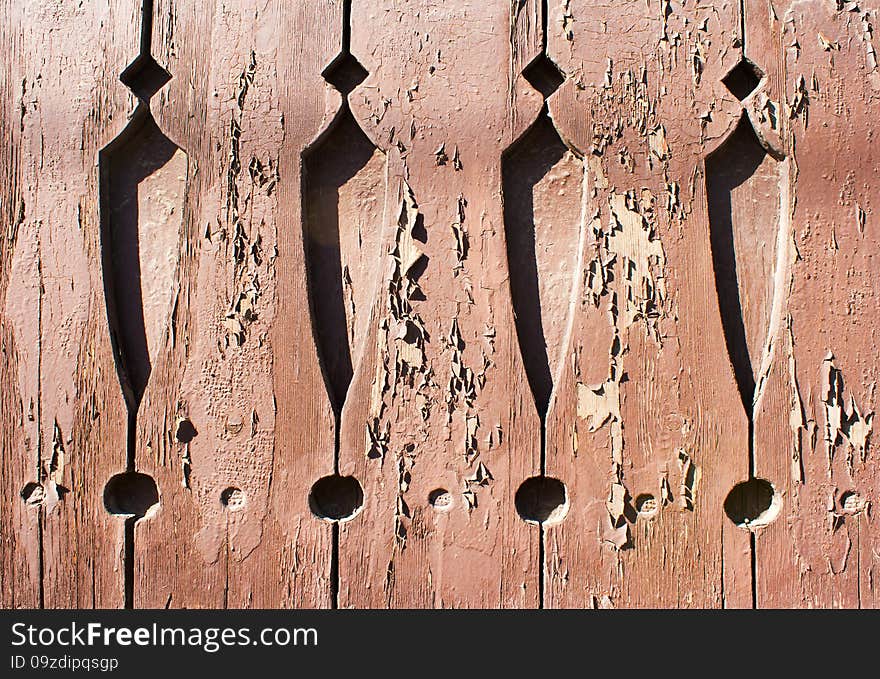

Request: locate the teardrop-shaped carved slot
(303, 107), (385, 413)
(706, 116), (781, 414)
(503, 113), (582, 416)
(100, 109), (188, 410)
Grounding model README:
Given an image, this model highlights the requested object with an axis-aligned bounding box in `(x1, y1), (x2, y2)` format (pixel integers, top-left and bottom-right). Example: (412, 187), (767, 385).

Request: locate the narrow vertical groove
(331, 524), (340, 609)
(539, 0), (550, 612)
(333, 0), (352, 613)
(36, 246), (44, 609)
(538, 420), (546, 609)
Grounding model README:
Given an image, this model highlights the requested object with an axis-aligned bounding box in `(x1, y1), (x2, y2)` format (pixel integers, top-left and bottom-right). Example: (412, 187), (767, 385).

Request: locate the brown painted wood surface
(0, 0), (878, 609)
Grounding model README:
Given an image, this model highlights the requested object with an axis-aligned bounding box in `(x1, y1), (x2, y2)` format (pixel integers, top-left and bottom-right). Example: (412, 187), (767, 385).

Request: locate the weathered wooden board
(1, 0), (878, 609)
(132, 0), (340, 608)
(335, 0), (544, 608)
(753, 0), (880, 608)
(538, 0), (757, 608)
(1, 0), (141, 608)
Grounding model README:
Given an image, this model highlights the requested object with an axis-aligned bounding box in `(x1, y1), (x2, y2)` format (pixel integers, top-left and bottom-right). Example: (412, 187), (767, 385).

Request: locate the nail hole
(20, 482), (44, 506)
(103, 472), (159, 519)
(220, 487), (245, 511)
(839, 490), (865, 515)
(515, 476), (569, 525)
(634, 493), (658, 518)
(724, 478), (781, 530)
(428, 488), (453, 511)
(309, 474), (364, 522)
(175, 418), (198, 443)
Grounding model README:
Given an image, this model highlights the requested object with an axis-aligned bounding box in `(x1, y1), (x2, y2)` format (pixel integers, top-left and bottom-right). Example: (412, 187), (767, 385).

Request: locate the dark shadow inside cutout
(522, 53), (565, 100)
(103, 471), (160, 518)
(502, 112), (568, 418)
(724, 478), (777, 528)
(705, 116), (768, 416)
(515, 476), (568, 525)
(302, 106), (378, 414)
(309, 474), (364, 522)
(722, 59), (762, 102)
(100, 109), (182, 411)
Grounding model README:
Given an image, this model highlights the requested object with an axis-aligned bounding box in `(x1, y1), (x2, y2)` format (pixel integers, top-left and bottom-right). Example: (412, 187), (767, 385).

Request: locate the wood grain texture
(131, 0), (342, 608)
(1, 0), (878, 610)
(1, 0), (141, 608)
(335, 0), (545, 608)
(543, 0), (752, 607)
(753, 0), (880, 608)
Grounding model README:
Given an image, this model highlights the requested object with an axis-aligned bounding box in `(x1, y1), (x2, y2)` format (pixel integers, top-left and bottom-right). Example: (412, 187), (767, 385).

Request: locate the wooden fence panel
(335, 0), (543, 608)
(1, 0), (141, 608)
(0, 0), (877, 609)
(130, 0), (340, 608)
(754, 0), (880, 608)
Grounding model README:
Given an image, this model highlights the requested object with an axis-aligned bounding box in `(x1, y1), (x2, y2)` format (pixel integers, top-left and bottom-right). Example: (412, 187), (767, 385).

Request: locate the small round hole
(428, 488), (453, 511)
(175, 418), (198, 443)
(20, 482), (44, 506)
(515, 476), (569, 525)
(634, 493), (658, 518)
(724, 478), (780, 530)
(220, 487), (246, 511)
(103, 472), (160, 518)
(309, 475), (364, 522)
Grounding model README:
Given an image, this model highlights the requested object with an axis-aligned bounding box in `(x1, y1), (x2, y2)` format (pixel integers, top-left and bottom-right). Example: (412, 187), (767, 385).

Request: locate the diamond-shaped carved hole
(522, 54), (565, 100)
(322, 53), (368, 96)
(722, 59), (762, 101)
(120, 54), (172, 101)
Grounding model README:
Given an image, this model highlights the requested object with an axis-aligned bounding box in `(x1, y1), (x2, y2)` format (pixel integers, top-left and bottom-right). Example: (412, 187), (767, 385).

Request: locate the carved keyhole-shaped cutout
(706, 115), (781, 414)
(303, 112), (384, 412)
(303, 45), (384, 414)
(101, 111), (187, 409)
(503, 115), (582, 417)
(309, 475), (365, 522)
(724, 478), (780, 530)
(722, 59), (762, 102)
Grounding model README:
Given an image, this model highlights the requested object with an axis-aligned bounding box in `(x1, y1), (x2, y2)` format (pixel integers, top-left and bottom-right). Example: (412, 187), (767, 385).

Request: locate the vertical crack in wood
(99, 0), (185, 608)
(303, 0), (383, 608)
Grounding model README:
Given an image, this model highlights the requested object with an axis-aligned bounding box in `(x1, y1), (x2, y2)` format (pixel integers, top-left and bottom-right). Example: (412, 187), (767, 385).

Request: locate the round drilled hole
(309, 475), (364, 522)
(724, 478), (780, 530)
(175, 418), (198, 443)
(515, 476), (569, 525)
(20, 482), (44, 506)
(428, 488), (453, 511)
(103, 472), (159, 519)
(634, 493), (658, 518)
(220, 487), (246, 511)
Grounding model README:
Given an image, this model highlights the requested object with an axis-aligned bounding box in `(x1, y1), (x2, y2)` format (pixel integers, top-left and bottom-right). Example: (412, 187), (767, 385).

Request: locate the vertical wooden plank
(131, 0), (339, 607)
(336, 0), (544, 607)
(0, 1), (39, 605)
(544, 0), (753, 607)
(1, 0), (140, 608)
(754, 0), (880, 608)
